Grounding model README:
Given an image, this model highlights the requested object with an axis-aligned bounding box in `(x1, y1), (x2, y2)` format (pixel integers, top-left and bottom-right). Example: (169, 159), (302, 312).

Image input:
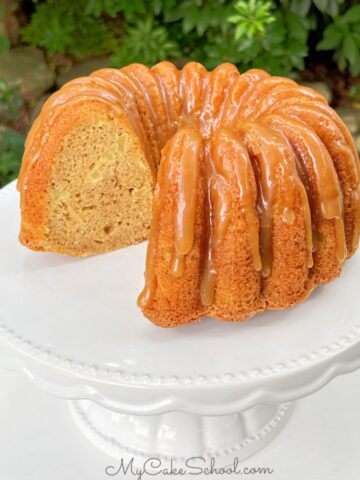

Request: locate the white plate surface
(1, 181), (360, 388)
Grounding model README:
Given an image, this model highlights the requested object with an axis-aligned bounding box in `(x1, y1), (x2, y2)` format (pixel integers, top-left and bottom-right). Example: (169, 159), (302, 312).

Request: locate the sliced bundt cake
(17, 62), (360, 327)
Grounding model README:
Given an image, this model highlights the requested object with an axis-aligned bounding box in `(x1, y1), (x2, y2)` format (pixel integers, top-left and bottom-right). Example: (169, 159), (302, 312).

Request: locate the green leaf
(286, 11), (308, 42)
(317, 25), (343, 50)
(327, 0), (343, 18)
(228, 15), (242, 23)
(289, 0), (311, 17)
(341, 5), (360, 24)
(182, 15), (194, 34)
(343, 34), (358, 65)
(313, 0), (328, 13)
(314, 0), (344, 17)
(234, 23), (247, 40)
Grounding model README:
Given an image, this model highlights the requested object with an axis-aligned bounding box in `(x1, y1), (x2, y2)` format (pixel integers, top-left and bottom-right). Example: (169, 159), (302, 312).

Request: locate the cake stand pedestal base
(69, 400), (294, 467)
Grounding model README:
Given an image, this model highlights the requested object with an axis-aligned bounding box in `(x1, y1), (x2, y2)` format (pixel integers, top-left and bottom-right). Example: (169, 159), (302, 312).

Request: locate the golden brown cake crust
(18, 62), (360, 327)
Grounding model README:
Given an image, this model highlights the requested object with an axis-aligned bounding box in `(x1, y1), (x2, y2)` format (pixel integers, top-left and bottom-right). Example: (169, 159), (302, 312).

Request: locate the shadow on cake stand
(1, 180), (360, 467)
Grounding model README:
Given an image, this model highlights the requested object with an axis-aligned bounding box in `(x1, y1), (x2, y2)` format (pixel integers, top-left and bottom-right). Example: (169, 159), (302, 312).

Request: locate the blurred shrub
(110, 16), (180, 67)
(0, 81), (25, 186)
(317, 4), (360, 76)
(0, 81), (24, 123)
(21, 1), (115, 58)
(0, 128), (25, 187)
(21, 0), (360, 77)
(0, 4), (11, 52)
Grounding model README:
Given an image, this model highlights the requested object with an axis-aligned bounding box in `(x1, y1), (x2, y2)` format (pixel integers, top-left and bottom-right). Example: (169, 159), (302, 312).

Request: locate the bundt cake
(17, 62), (360, 328)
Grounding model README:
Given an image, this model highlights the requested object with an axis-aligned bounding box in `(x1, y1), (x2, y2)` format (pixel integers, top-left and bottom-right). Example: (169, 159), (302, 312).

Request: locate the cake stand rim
(0, 329), (359, 416)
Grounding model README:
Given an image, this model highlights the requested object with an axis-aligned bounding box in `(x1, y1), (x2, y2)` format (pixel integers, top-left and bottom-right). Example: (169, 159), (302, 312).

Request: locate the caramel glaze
(171, 128), (203, 277)
(200, 128), (262, 306)
(200, 139), (233, 306)
(17, 62), (360, 314)
(136, 65), (359, 310)
(263, 114), (347, 264)
(137, 127), (203, 308)
(242, 122), (314, 275)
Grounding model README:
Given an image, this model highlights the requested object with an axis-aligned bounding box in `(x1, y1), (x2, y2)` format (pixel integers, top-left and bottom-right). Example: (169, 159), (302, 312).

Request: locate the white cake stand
(1, 181), (360, 467)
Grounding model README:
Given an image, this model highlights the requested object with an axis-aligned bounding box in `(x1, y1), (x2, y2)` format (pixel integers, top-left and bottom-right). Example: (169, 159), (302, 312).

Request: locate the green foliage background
(21, 0), (360, 76)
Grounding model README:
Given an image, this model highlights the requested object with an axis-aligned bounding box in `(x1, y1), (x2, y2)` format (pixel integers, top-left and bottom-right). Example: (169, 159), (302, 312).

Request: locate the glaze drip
(242, 122), (312, 277)
(172, 128), (203, 276)
(137, 138), (175, 309)
(200, 138), (233, 306)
